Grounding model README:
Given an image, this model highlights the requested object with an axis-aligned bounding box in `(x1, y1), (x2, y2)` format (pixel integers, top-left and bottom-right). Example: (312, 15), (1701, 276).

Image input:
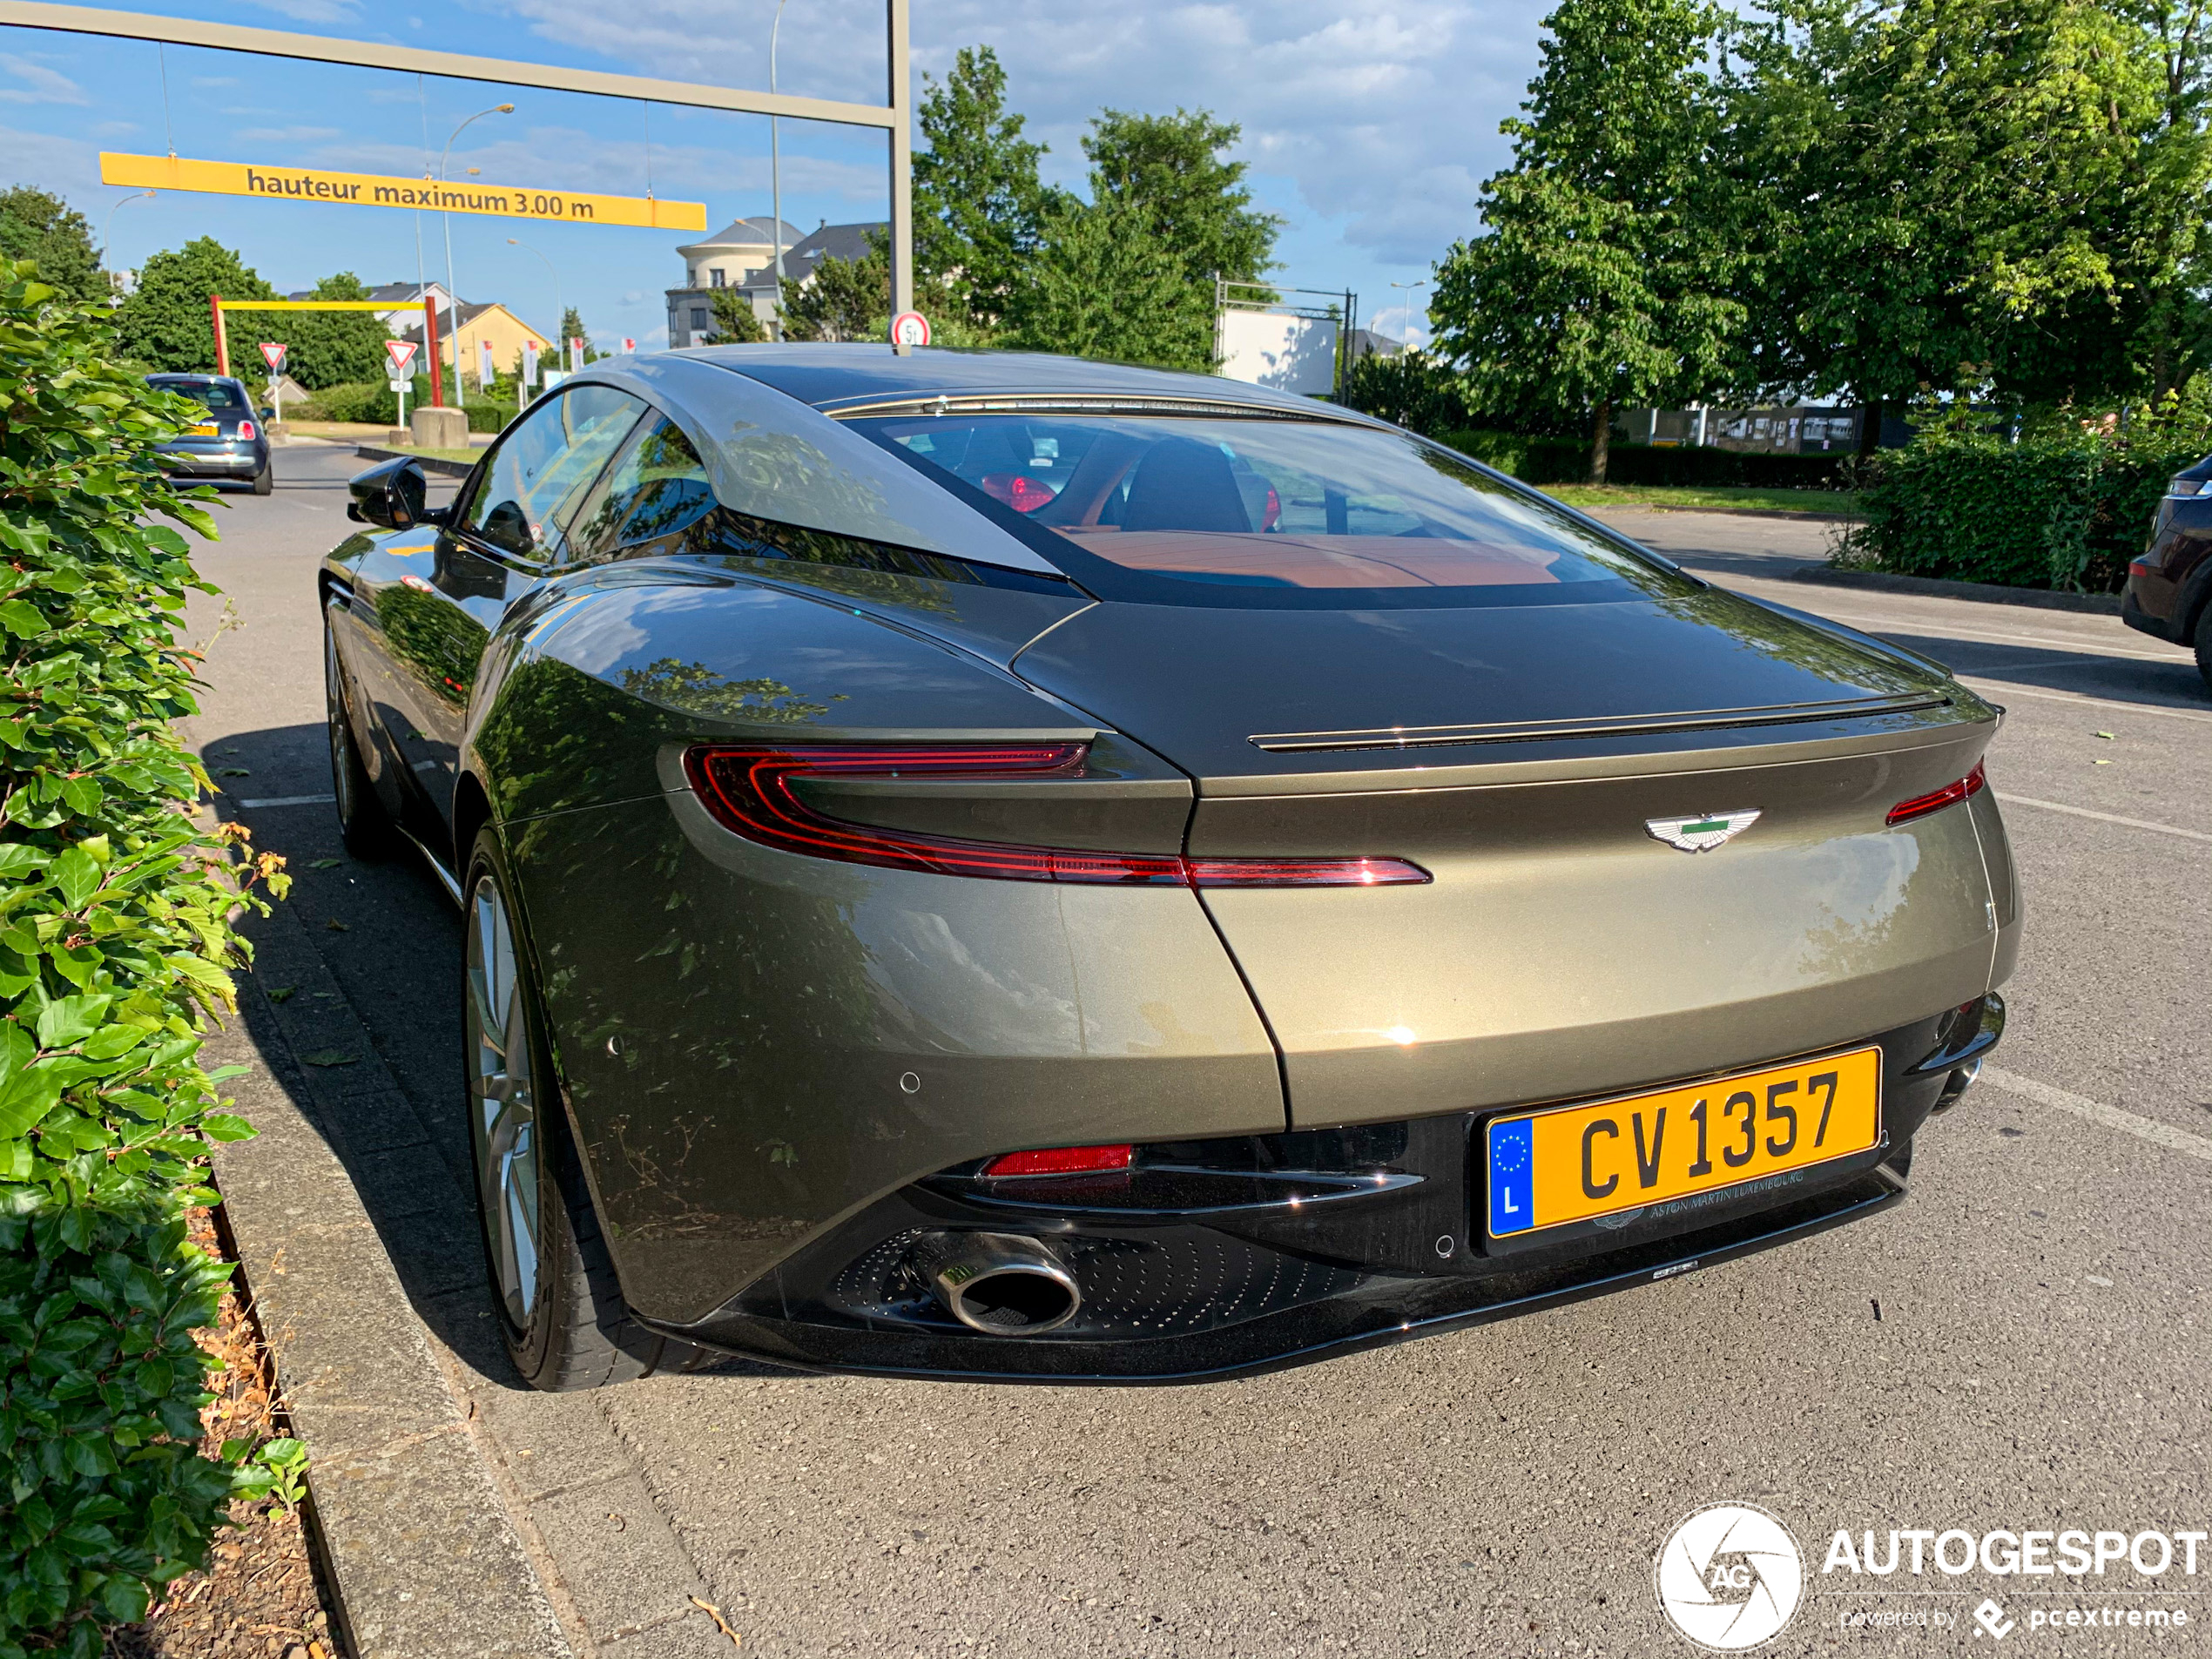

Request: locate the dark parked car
(147, 373), (273, 494)
(2124, 454), (2212, 692)
(321, 346), (2017, 1390)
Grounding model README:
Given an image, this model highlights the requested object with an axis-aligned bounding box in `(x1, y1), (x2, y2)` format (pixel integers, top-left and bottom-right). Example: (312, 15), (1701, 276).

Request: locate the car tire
(2195, 603), (2212, 697)
(251, 461), (273, 496)
(464, 827), (666, 1392)
(324, 622), (393, 859)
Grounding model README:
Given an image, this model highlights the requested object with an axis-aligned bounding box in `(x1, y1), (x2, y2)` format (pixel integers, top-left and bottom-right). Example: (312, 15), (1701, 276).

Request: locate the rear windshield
(852, 413), (1689, 609)
(153, 380), (246, 411)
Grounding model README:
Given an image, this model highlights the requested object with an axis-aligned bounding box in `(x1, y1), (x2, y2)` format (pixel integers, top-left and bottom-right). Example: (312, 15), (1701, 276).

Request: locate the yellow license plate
(188, 422), (219, 436)
(1485, 1047), (1882, 1238)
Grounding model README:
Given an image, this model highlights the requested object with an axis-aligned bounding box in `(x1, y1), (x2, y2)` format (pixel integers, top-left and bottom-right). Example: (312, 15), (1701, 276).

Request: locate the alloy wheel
(467, 873), (543, 1329)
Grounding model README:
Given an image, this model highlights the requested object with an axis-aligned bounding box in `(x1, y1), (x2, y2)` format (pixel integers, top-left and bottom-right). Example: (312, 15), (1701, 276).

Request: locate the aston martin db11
(320, 345), (2018, 1389)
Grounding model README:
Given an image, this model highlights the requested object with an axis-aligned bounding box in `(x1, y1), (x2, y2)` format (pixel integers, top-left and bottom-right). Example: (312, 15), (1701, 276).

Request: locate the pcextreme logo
(1656, 1503), (1806, 1651)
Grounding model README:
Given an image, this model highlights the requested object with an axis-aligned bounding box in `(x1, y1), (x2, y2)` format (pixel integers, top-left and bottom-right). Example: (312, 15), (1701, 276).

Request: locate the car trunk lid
(1012, 590), (2003, 1127)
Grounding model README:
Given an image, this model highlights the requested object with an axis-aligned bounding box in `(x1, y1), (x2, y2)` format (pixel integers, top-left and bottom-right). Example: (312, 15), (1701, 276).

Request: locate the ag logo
(1646, 808), (1761, 853)
(1655, 1502), (1804, 1650)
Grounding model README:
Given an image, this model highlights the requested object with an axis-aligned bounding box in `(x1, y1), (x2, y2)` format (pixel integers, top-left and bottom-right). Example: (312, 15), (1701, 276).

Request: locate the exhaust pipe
(910, 1232), (1081, 1335)
(1931, 1057), (1983, 1116)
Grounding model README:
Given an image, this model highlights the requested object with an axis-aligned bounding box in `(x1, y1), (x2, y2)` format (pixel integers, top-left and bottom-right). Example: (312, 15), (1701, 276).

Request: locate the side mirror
(259, 406), (276, 421)
(346, 456), (446, 531)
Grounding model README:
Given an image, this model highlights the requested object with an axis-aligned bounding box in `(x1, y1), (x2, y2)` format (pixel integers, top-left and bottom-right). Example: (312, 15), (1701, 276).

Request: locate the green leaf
(0, 843), (52, 878)
(198, 1113), (254, 1142)
(0, 1062), (65, 1141)
(37, 993), (112, 1047)
(49, 845), (99, 908)
(0, 598), (47, 637)
(297, 1049), (357, 1068)
(309, 859), (342, 870)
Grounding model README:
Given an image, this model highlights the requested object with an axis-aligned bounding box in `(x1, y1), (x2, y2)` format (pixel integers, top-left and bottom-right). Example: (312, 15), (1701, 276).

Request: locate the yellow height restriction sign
(99, 152), (707, 232)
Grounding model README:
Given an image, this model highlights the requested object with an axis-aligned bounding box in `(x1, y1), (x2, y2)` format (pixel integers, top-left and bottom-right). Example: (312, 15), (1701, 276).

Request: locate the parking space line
(1993, 792), (2212, 844)
(234, 793), (339, 808)
(1981, 1066), (2212, 1163)
(1959, 679), (2212, 725)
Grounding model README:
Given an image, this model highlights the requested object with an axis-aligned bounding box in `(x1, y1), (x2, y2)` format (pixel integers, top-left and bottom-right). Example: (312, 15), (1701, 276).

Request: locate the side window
(569, 414), (718, 563)
(458, 384), (646, 561)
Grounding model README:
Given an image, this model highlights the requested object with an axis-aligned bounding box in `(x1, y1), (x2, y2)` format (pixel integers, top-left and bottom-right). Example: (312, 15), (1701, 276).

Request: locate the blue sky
(3, 0), (1556, 351)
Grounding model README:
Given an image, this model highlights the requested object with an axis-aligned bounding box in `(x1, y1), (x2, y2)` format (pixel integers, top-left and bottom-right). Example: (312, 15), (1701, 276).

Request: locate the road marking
(1981, 1066), (2212, 1163)
(1814, 609), (2193, 664)
(1959, 678), (2212, 726)
(235, 793), (338, 808)
(1993, 792), (2212, 844)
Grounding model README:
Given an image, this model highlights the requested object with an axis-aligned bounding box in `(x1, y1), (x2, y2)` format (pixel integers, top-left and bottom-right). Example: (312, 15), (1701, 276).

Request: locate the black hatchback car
(2124, 454), (2212, 691)
(147, 374), (273, 495)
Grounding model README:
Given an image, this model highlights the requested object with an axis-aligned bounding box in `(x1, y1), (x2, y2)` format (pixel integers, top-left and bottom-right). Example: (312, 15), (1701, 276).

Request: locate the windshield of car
(852, 414), (1689, 609)
(157, 380), (246, 412)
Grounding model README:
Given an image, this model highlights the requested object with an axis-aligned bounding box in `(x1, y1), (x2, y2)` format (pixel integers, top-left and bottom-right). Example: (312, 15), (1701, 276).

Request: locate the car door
(377, 384), (648, 826)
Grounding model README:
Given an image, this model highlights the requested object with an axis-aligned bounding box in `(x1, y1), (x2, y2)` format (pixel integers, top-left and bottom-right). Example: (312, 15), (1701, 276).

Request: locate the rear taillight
(983, 1143), (1133, 1177)
(1261, 484), (1281, 531)
(683, 745), (1430, 888)
(237, 420), (257, 441)
(1887, 760), (1986, 826)
(981, 473), (1057, 513)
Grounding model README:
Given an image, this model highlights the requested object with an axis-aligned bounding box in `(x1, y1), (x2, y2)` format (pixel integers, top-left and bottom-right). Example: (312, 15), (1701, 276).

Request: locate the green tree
(707, 287), (767, 342)
(911, 45), (1055, 328)
(278, 272), (389, 391)
(0, 186), (100, 304)
(1002, 196), (1214, 371)
(559, 304), (592, 363)
(1429, 0), (1744, 480)
(782, 238), (889, 342)
(114, 237), (277, 374)
(1082, 107), (1278, 287)
(1722, 0), (2209, 436)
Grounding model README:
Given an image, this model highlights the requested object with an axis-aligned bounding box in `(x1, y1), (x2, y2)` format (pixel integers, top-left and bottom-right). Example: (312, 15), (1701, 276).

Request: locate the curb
(354, 443), (476, 478)
(201, 847), (575, 1659)
(1790, 565), (2123, 615)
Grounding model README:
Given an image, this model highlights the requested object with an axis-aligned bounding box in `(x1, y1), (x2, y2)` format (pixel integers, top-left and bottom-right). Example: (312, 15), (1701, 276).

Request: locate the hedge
(1433, 427), (1852, 489)
(1842, 428), (2204, 591)
(291, 376), (516, 435)
(0, 260), (290, 1656)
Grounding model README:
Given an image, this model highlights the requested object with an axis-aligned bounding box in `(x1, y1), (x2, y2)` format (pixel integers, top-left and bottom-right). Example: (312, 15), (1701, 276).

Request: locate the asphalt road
(181, 447), (2210, 1659)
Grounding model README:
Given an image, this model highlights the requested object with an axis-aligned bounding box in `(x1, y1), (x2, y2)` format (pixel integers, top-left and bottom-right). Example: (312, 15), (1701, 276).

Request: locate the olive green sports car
(322, 346), (2016, 1389)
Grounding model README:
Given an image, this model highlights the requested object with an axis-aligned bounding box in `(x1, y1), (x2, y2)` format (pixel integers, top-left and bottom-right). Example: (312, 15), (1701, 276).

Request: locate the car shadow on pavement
(212, 724), (779, 1393)
(212, 722), (529, 1390)
(1865, 628), (2209, 711)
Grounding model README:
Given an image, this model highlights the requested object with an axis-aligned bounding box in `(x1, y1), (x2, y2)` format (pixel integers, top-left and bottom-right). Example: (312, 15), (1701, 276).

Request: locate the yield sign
(259, 341), (287, 371)
(385, 338), (420, 376)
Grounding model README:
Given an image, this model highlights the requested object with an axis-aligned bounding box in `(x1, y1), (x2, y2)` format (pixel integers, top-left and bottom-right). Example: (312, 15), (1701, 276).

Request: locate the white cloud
(0, 53), (90, 106)
(479, 0), (1541, 272)
(191, 76), (239, 89)
(0, 123), (98, 190)
(240, 0), (363, 21)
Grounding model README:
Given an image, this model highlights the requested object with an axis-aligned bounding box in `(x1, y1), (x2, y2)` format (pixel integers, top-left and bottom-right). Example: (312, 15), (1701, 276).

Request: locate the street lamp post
(438, 102), (515, 406)
(507, 238), (562, 367)
(770, 0), (792, 336)
(1388, 279), (1428, 348)
(98, 189), (156, 298)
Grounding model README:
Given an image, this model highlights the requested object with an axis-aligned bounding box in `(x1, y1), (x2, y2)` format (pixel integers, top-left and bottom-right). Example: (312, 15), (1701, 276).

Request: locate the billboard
(1217, 310), (1339, 396)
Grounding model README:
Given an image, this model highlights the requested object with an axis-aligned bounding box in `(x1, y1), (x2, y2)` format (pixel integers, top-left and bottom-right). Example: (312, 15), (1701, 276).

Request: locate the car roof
(147, 373), (244, 386)
(680, 343), (1366, 421)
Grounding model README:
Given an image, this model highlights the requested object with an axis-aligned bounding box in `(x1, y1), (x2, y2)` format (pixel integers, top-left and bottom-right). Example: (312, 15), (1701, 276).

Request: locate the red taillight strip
(683, 745), (1431, 888)
(1887, 759), (1986, 826)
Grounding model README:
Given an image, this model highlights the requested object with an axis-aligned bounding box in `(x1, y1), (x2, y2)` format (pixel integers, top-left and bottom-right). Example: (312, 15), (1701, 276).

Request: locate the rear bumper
(2122, 582), (2179, 643)
(159, 442), (266, 478)
(651, 997), (2000, 1383)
